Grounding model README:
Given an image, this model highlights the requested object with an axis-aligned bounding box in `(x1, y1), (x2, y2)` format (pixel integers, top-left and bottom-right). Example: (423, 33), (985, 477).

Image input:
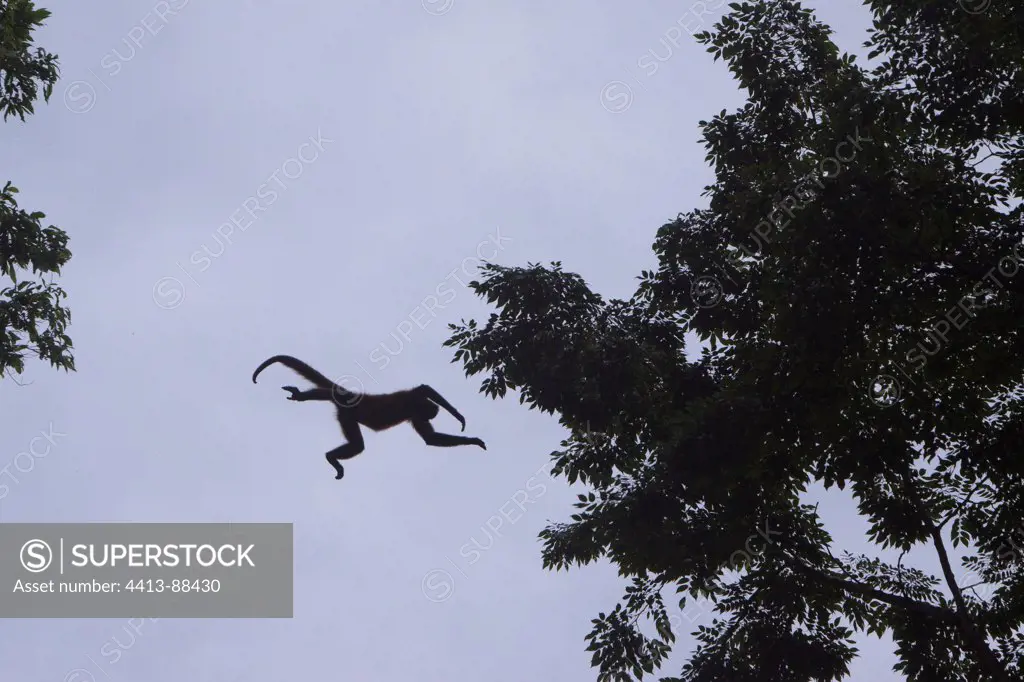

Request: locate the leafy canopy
(1, 0), (73, 380)
(445, 1), (1024, 680)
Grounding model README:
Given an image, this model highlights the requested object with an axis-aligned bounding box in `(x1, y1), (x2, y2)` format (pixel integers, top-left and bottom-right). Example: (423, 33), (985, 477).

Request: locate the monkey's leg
(325, 418), (365, 480)
(412, 420), (486, 450)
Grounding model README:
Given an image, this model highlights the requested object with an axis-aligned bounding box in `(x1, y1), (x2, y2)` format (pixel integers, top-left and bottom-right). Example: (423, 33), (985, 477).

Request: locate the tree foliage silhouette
(0, 0), (73, 380)
(445, 1), (1024, 680)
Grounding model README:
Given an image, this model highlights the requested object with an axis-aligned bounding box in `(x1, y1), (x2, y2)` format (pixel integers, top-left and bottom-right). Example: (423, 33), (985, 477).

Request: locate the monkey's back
(351, 389), (429, 431)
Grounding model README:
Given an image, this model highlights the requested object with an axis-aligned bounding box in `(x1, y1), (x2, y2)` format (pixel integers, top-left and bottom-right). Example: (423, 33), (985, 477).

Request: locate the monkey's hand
(471, 437), (486, 450)
(455, 413), (466, 431)
(282, 386), (302, 401)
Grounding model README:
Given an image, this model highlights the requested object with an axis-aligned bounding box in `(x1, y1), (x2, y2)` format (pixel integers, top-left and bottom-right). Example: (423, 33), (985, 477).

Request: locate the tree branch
(899, 466), (1011, 682)
(783, 554), (957, 623)
(939, 477), (988, 530)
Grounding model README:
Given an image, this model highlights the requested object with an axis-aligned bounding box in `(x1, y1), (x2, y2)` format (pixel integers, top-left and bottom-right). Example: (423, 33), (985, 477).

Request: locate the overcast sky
(0, 1), (920, 680)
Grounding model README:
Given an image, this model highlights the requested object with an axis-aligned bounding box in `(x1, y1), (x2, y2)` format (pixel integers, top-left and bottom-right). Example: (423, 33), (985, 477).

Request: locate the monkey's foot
(326, 456), (345, 479)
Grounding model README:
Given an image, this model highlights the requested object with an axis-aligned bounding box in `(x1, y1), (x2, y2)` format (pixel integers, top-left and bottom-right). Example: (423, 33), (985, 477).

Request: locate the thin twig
(939, 477), (989, 530)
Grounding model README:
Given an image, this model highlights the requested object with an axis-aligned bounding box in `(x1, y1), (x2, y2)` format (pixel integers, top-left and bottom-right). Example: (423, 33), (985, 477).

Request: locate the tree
(444, 1), (1024, 680)
(0, 0), (73, 380)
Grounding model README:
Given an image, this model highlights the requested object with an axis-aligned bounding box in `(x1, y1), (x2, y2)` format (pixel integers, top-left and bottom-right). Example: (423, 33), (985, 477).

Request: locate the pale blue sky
(0, 1), (921, 680)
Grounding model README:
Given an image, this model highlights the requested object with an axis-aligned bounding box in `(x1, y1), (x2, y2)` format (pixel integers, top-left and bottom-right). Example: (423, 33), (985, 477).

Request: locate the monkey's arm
(416, 384), (466, 431)
(281, 386), (336, 402)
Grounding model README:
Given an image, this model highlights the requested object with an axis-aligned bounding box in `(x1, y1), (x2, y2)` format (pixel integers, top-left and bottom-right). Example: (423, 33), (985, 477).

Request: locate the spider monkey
(252, 355), (486, 479)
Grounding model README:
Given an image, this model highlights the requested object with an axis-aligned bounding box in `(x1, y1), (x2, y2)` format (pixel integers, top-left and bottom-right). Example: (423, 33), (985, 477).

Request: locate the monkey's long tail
(252, 355), (335, 387)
